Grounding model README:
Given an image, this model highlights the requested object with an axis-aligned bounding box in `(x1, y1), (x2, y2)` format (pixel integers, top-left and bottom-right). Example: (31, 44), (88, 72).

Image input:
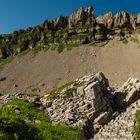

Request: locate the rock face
(1, 6), (140, 58)
(68, 6), (95, 28)
(93, 99), (140, 140)
(114, 11), (136, 30)
(96, 11), (113, 29)
(53, 16), (68, 30)
(114, 78), (140, 109)
(137, 13), (140, 24)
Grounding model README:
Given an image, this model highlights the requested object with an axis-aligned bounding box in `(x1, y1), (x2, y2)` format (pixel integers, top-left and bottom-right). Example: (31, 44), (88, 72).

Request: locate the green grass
(0, 99), (81, 140)
(57, 44), (65, 53)
(91, 41), (109, 48)
(46, 81), (76, 100)
(46, 80), (85, 100)
(135, 110), (140, 139)
(0, 56), (13, 69)
(66, 44), (79, 51)
(122, 39), (128, 45)
(17, 49), (31, 57)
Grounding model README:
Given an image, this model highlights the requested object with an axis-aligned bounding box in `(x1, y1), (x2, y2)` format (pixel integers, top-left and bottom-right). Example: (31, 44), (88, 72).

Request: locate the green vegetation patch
(91, 41), (109, 48)
(0, 99), (81, 140)
(57, 43), (65, 53)
(46, 81), (76, 100)
(0, 56), (13, 69)
(17, 49), (31, 57)
(46, 80), (85, 100)
(122, 39), (128, 45)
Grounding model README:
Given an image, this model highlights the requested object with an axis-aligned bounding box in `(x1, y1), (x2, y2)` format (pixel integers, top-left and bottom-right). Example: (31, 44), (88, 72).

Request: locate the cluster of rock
(40, 72), (114, 137)
(93, 99), (140, 140)
(1, 72), (140, 139)
(0, 92), (41, 107)
(40, 72), (140, 139)
(1, 6), (140, 58)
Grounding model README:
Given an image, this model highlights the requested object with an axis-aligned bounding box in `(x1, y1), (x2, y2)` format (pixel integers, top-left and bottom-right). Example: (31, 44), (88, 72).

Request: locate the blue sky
(0, 0), (140, 34)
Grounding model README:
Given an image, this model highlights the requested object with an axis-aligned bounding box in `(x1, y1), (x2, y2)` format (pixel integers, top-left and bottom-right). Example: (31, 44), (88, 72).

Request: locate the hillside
(1, 38), (140, 95)
(1, 5), (140, 140)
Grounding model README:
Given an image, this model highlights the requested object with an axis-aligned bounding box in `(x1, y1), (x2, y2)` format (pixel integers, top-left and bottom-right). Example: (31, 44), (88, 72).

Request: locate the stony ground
(93, 100), (140, 140)
(1, 72), (140, 140)
(0, 38), (140, 95)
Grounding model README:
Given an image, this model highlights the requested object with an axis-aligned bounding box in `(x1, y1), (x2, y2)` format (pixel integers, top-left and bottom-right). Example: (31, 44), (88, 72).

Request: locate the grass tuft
(122, 39), (128, 45)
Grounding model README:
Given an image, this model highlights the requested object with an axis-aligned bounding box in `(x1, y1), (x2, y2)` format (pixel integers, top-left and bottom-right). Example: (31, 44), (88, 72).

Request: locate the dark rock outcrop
(113, 11), (136, 30)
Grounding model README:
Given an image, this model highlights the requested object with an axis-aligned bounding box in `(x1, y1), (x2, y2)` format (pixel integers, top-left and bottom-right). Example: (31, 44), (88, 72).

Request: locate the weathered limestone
(114, 78), (140, 108)
(41, 72), (114, 134)
(96, 11), (113, 29)
(114, 11), (136, 30)
(68, 6), (95, 29)
(93, 100), (140, 140)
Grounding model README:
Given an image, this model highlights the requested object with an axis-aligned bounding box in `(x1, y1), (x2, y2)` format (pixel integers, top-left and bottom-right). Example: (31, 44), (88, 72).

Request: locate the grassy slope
(0, 99), (81, 140)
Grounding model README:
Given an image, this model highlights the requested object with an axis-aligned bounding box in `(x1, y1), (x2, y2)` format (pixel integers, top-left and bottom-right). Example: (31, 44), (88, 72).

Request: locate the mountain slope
(0, 38), (140, 95)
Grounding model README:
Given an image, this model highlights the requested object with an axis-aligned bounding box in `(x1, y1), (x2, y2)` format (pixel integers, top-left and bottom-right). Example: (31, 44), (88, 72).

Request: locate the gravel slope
(0, 39), (140, 95)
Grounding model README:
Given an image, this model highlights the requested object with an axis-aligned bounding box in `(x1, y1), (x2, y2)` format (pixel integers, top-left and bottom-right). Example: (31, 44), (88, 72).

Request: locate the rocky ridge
(0, 6), (140, 58)
(1, 72), (140, 139)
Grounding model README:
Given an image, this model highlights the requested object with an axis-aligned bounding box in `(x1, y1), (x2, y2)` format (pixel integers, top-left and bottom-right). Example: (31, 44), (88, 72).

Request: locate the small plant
(57, 43), (65, 53)
(122, 39), (128, 44)
(0, 56), (13, 69)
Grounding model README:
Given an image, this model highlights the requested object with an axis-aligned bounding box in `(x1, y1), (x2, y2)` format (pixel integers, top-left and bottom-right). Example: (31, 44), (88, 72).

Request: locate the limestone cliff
(0, 6), (140, 59)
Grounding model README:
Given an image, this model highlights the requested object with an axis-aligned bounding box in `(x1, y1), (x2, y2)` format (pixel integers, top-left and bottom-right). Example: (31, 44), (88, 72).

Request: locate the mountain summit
(0, 6), (140, 58)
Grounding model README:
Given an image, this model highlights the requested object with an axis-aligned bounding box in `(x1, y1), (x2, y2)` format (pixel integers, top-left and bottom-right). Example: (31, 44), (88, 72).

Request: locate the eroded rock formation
(96, 11), (113, 29)
(113, 11), (136, 30)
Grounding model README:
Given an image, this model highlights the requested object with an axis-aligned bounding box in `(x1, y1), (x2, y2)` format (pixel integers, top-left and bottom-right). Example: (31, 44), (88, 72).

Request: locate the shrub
(122, 39), (128, 44)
